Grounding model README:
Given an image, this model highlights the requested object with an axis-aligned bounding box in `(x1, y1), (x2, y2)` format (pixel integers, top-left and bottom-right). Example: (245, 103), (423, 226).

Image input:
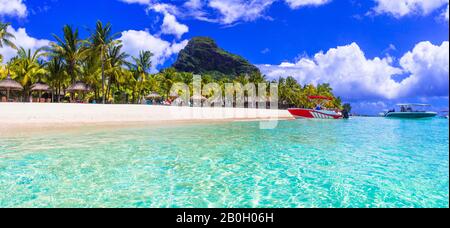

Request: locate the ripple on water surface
(0, 118), (448, 208)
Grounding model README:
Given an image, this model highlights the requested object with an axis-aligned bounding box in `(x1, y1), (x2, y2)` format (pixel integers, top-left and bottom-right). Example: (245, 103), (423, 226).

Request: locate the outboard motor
(342, 110), (350, 119)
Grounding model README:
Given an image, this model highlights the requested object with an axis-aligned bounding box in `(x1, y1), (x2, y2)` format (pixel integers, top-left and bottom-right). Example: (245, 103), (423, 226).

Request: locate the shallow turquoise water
(0, 118), (448, 208)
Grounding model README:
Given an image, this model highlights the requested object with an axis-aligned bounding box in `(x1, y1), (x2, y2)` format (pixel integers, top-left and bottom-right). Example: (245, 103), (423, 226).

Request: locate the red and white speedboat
(288, 96), (348, 119)
(288, 108), (344, 119)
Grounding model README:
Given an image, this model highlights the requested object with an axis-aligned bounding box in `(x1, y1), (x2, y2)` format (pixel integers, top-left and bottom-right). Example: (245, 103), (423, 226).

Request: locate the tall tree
(105, 44), (128, 102)
(0, 22), (17, 62)
(9, 47), (47, 101)
(343, 103), (352, 113)
(80, 54), (101, 102)
(131, 50), (153, 104)
(89, 21), (119, 104)
(50, 25), (87, 84)
(46, 57), (67, 102)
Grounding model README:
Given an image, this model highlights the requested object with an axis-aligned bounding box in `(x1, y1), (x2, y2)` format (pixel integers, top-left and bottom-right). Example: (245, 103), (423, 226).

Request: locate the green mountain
(172, 37), (261, 77)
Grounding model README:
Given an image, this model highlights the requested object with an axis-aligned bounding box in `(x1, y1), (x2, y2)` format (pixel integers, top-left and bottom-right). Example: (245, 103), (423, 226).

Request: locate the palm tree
(47, 57), (67, 102)
(0, 22), (17, 49)
(0, 22), (17, 62)
(80, 54), (101, 102)
(9, 47), (47, 101)
(131, 50), (153, 104)
(50, 25), (88, 84)
(156, 68), (176, 99)
(105, 44), (128, 102)
(126, 67), (140, 104)
(89, 21), (119, 104)
(343, 103), (352, 112)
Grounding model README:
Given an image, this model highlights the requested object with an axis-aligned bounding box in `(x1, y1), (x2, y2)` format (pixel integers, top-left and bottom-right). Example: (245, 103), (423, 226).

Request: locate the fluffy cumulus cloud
(258, 41), (449, 101)
(0, 26), (50, 63)
(372, 0), (449, 18)
(160, 13), (189, 38)
(150, 3), (189, 39)
(0, 0), (27, 18)
(398, 41), (449, 97)
(119, 30), (188, 72)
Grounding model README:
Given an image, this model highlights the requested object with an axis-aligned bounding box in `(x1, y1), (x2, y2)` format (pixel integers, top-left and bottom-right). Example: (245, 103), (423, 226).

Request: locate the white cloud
(0, 26), (50, 63)
(184, 0), (204, 10)
(119, 1), (191, 36)
(207, 0), (275, 24)
(149, 3), (189, 39)
(119, 0), (448, 23)
(443, 4), (449, 21)
(160, 13), (189, 38)
(285, 0), (330, 9)
(398, 41), (449, 97)
(118, 0), (331, 25)
(0, 0), (27, 18)
(372, 0), (449, 18)
(118, 0), (151, 4)
(258, 41), (449, 101)
(119, 29), (188, 72)
(206, 0), (330, 24)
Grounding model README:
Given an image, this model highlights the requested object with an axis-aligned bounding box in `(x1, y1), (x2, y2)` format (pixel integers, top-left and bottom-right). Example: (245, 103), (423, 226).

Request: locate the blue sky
(1, 0), (449, 114)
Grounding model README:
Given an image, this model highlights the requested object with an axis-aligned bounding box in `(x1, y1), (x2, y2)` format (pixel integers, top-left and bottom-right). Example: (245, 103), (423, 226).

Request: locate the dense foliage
(0, 21), (343, 109)
(173, 37), (261, 78)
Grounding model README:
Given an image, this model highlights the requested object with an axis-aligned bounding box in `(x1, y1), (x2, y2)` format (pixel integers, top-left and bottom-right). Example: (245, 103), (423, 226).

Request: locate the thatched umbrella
(67, 81), (91, 92)
(67, 81), (91, 103)
(31, 82), (51, 102)
(31, 82), (51, 92)
(0, 72), (23, 101)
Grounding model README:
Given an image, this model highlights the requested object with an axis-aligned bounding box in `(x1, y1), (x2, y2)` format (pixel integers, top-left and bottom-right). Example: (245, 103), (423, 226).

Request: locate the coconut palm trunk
(102, 54), (105, 104)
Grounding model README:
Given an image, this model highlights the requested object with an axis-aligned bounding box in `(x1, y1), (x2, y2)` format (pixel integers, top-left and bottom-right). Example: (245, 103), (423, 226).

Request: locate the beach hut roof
(67, 81), (91, 92)
(31, 82), (51, 91)
(0, 74), (24, 91)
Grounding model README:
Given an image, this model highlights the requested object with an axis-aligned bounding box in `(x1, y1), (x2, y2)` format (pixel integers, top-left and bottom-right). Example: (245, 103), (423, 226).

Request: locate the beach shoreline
(0, 103), (293, 135)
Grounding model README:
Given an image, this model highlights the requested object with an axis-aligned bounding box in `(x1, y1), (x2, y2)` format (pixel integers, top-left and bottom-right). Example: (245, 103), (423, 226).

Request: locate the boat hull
(385, 112), (437, 119)
(288, 108), (343, 119)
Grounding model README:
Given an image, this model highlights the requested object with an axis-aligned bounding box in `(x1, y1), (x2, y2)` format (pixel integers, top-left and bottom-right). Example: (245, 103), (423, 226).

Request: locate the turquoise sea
(0, 118), (448, 208)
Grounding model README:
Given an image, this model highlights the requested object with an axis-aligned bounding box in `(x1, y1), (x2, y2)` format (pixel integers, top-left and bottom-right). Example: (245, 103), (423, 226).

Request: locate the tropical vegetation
(0, 21), (343, 109)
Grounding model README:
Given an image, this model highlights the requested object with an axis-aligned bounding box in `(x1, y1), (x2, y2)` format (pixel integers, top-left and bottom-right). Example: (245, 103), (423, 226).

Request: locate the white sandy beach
(0, 103), (292, 132)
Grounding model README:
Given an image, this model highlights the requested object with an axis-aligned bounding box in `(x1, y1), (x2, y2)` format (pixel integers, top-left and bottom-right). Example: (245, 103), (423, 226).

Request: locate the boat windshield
(396, 104), (431, 113)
